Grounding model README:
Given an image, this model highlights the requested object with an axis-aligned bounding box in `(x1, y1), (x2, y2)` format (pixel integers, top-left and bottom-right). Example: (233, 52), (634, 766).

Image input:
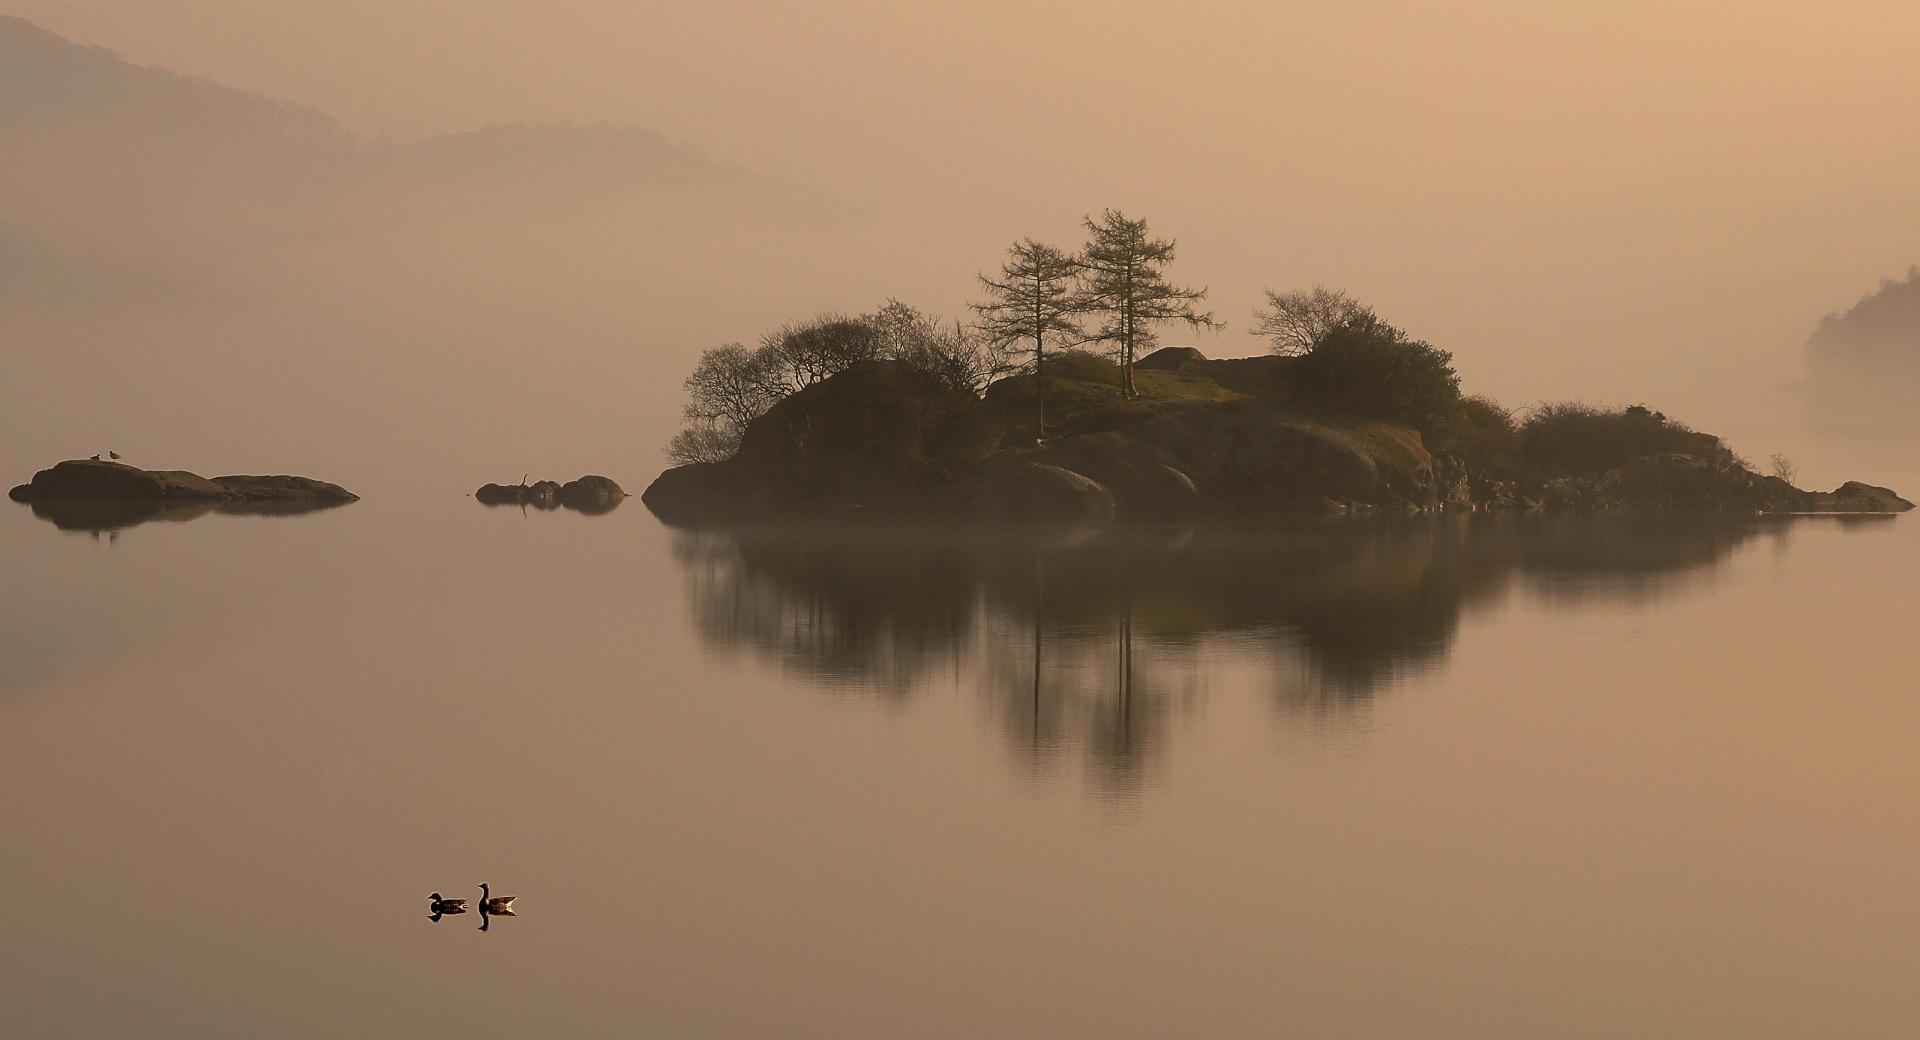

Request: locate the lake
(3, 497), (1917, 1037)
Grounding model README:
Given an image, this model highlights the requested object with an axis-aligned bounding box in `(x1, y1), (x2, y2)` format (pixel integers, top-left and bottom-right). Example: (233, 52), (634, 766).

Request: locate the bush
(1433, 394), (1520, 475)
(1289, 316), (1461, 434)
(1518, 403), (1726, 476)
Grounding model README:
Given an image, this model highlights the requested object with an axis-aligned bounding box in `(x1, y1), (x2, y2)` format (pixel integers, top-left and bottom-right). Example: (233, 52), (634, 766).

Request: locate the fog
(4, 1), (1918, 496)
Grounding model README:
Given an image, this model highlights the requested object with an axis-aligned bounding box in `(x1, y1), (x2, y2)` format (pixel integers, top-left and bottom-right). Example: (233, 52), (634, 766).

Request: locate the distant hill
(1808, 267), (1920, 373)
(0, 15), (788, 225)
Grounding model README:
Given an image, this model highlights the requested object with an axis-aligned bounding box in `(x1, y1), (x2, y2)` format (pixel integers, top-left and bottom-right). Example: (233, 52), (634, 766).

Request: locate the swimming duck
(478, 882), (516, 916)
(428, 892), (469, 921)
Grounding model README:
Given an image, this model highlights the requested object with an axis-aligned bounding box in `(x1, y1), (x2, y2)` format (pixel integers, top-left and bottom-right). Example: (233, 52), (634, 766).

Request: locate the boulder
(559, 475), (627, 513)
(640, 461), (766, 525)
(966, 461), (1117, 525)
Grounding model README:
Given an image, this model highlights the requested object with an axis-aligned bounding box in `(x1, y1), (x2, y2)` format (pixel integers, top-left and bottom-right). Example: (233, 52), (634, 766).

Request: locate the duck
(478, 882), (516, 916)
(428, 892), (469, 921)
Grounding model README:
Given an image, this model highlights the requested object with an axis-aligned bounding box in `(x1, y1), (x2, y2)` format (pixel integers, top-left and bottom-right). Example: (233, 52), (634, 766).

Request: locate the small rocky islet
(641, 348), (1914, 525)
(8, 458), (359, 530)
(473, 475), (626, 513)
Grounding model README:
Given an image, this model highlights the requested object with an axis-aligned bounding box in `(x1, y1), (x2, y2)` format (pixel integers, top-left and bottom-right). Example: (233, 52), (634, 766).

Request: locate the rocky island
(642, 347), (1911, 526)
(9, 459), (359, 530)
(639, 219), (1909, 527)
(475, 475), (627, 513)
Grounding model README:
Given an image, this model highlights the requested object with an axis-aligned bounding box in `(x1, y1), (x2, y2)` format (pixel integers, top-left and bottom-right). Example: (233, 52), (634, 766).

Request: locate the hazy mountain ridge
(0, 15), (791, 224)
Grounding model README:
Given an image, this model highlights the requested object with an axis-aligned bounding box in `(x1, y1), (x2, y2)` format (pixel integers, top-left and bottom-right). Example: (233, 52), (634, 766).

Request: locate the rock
(9, 459), (357, 531)
(476, 475), (626, 514)
(1033, 406), (1437, 517)
(558, 475), (626, 513)
(13, 459), (356, 505)
(1794, 481), (1915, 513)
(1136, 346), (1209, 371)
(967, 461), (1117, 525)
(641, 461), (767, 525)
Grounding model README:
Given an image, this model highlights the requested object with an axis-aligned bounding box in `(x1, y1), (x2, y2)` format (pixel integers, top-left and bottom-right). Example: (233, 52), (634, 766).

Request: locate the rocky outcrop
(12, 459), (357, 505)
(475, 475), (627, 513)
(1783, 480), (1913, 514)
(9, 459), (358, 531)
(640, 362), (1911, 527)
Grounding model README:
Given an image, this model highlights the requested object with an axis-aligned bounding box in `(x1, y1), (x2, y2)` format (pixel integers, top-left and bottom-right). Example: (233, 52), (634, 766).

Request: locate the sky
(4, 0), (1918, 490)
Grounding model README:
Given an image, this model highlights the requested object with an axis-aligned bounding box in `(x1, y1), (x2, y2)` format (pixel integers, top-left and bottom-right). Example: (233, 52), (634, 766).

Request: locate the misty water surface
(3, 498), (1918, 1037)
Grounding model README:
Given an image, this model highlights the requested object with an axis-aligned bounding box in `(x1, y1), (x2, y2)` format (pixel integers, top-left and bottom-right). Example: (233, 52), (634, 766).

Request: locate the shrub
(1433, 394), (1521, 476)
(1289, 316), (1462, 434)
(1518, 403), (1726, 477)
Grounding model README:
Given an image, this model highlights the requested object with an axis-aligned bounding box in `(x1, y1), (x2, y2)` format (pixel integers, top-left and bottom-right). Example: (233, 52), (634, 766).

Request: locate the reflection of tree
(672, 516), (1776, 794)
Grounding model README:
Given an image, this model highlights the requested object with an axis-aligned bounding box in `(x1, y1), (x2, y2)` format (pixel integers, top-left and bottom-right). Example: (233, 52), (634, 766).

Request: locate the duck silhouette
(477, 882), (516, 930)
(427, 892), (469, 922)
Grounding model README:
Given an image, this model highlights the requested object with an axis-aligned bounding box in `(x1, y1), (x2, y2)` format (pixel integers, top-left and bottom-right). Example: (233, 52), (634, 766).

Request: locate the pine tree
(972, 239), (1084, 443)
(1076, 210), (1220, 398)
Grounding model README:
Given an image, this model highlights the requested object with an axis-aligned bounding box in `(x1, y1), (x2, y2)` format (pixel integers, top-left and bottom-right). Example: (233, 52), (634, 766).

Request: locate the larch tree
(1076, 210), (1220, 398)
(972, 239), (1085, 443)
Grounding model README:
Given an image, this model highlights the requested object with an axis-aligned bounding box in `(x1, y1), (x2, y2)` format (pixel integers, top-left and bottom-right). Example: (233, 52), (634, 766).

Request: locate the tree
(972, 239), (1085, 442)
(864, 298), (1012, 394)
(667, 341), (784, 464)
(764, 314), (885, 389)
(1252, 285), (1374, 356)
(1290, 315), (1461, 434)
(665, 423), (741, 465)
(1076, 210), (1220, 398)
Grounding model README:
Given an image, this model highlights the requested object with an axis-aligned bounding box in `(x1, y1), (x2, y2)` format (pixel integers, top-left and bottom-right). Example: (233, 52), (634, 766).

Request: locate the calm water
(4, 496), (1918, 1037)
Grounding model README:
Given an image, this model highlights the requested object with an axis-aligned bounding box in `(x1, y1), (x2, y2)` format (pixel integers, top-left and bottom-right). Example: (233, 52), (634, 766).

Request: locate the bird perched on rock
(90, 454), (101, 461)
(109, 450), (121, 460)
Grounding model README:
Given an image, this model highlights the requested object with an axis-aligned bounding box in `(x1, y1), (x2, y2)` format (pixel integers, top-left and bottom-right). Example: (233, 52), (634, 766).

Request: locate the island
(642, 345), (1912, 526)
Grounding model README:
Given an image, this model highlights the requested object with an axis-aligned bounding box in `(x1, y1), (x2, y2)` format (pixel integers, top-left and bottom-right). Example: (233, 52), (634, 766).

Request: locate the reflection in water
(675, 516), (1791, 796)
(19, 495), (354, 533)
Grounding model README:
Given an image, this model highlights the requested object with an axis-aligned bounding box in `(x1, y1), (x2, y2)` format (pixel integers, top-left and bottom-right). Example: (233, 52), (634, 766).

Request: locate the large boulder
(640, 461), (766, 525)
(558, 475), (626, 513)
(1035, 405), (1438, 517)
(733, 360), (987, 507)
(966, 461), (1117, 525)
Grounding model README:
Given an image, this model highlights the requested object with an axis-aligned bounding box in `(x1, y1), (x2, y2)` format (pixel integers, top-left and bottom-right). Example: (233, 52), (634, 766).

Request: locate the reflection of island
(22, 494), (354, 533)
(675, 516), (1790, 795)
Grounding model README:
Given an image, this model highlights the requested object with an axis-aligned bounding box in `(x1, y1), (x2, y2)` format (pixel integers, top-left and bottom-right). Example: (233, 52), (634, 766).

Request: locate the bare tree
(666, 423), (741, 465)
(667, 341), (785, 463)
(1769, 452), (1797, 485)
(1077, 210), (1220, 398)
(1252, 285), (1373, 356)
(764, 314), (885, 389)
(865, 298), (1013, 394)
(973, 239), (1084, 443)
